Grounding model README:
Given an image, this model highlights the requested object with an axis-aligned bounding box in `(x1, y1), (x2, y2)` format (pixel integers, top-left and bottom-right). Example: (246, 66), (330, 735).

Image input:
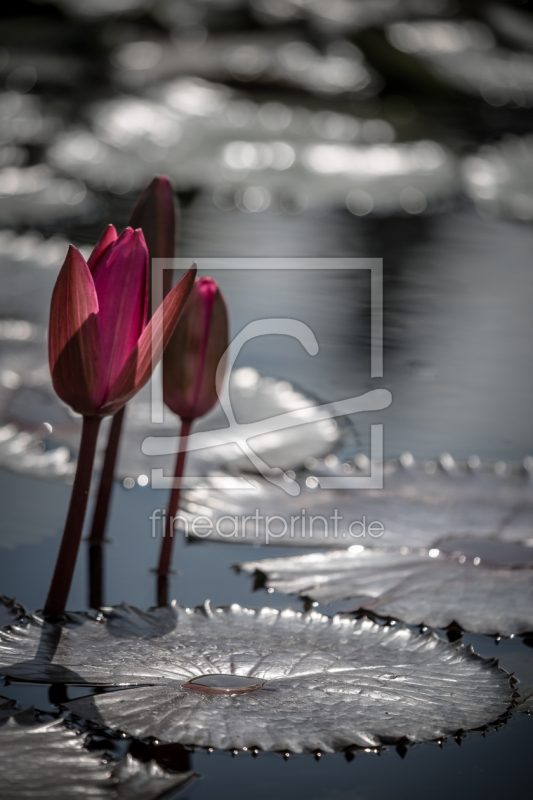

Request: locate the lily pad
(0, 595), (25, 628)
(238, 548), (533, 636)
(108, 755), (194, 800)
(0, 371), (345, 484)
(182, 457), (533, 549)
(0, 365), (346, 485)
(0, 698), (194, 800)
(516, 687), (533, 714)
(0, 603), (514, 751)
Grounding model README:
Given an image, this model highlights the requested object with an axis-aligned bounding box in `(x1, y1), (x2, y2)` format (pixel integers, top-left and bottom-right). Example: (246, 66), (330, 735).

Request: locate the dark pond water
(2, 1), (533, 797)
(3, 165), (533, 800)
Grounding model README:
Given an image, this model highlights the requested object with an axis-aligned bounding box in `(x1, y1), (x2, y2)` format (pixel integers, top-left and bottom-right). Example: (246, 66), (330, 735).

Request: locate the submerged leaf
(0, 603), (513, 752)
(0, 698), (194, 800)
(182, 459), (533, 549)
(238, 549), (533, 636)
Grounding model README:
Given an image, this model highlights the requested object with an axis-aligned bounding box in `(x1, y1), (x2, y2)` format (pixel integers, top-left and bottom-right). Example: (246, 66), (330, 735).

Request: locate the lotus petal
(0, 603), (513, 752)
(128, 176), (176, 261)
(91, 228), (149, 394)
(182, 459), (533, 549)
(0, 698), (194, 799)
(87, 225), (118, 272)
(48, 245), (104, 416)
(102, 264), (196, 416)
(238, 548), (533, 637)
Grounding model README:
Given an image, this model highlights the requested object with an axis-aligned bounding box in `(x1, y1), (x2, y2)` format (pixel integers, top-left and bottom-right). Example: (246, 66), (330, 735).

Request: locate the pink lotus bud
(49, 227), (196, 417)
(129, 175), (176, 260)
(128, 175), (176, 301)
(163, 277), (228, 421)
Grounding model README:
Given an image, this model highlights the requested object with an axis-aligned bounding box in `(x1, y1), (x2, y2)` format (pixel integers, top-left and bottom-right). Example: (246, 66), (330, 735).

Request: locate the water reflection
(0, 1), (532, 794)
(47, 76), (455, 213)
(0, 164), (95, 225)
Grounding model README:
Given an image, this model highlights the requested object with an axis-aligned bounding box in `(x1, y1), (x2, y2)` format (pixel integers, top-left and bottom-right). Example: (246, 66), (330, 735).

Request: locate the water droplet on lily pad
(183, 674), (266, 694)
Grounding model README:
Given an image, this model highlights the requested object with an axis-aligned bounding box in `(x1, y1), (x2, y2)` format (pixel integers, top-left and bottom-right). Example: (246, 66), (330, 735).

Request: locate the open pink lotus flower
(49, 225), (196, 418)
(163, 276), (228, 421)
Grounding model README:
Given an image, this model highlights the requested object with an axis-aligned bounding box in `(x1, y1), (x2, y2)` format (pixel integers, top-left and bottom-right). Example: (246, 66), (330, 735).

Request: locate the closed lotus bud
(49, 226), (196, 418)
(128, 175), (177, 303)
(163, 277), (229, 421)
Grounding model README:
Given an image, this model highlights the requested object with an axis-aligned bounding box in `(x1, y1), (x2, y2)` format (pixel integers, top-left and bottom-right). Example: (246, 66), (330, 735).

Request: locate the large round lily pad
(0, 602), (514, 752)
(0, 698), (194, 800)
(238, 548), (533, 636)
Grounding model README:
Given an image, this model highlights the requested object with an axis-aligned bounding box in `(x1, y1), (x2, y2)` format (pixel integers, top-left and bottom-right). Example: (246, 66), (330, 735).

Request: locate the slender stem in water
(88, 543), (104, 610)
(88, 406), (125, 544)
(157, 418), (192, 599)
(86, 407), (125, 608)
(44, 415), (102, 616)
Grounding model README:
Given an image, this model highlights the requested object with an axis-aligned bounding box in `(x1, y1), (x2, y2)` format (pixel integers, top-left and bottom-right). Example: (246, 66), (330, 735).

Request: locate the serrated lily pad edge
(25, 600), (519, 753)
(236, 552), (533, 640)
(0, 595), (27, 627)
(0, 698), (196, 797)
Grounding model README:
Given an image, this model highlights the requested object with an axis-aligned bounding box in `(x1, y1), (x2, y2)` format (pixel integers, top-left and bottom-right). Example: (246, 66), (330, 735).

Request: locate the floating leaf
(182, 458), (533, 549)
(0, 595), (25, 628)
(516, 687), (533, 714)
(107, 755), (194, 800)
(238, 548), (533, 636)
(0, 603), (513, 752)
(0, 698), (194, 799)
